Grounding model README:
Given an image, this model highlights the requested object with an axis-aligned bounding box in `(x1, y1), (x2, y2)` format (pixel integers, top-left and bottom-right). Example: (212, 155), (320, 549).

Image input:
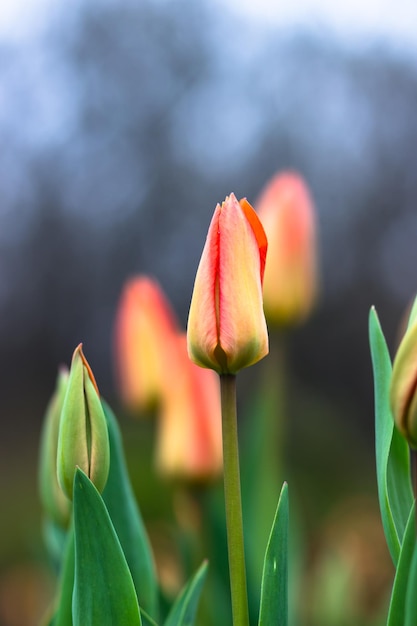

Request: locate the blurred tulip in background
(38, 368), (71, 528)
(256, 172), (318, 326)
(156, 333), (222, 481)
(114, 276), (179, 414)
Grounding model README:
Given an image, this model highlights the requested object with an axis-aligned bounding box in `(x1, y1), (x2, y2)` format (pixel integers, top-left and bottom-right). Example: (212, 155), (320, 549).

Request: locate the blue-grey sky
(221, 0), (417, 54)
(3, 0), (417, 50)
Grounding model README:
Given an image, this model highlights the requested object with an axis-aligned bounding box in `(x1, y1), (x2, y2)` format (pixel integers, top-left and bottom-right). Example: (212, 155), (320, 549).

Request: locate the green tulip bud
(391, 315), (417, 447)
(38, 368), (71, 526)
(57, 344), (110, 499)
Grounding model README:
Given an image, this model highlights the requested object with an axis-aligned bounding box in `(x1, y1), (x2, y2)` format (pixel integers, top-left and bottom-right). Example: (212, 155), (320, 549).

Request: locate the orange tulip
(187, 193), (269, 374)
(156, 334), (222, 480)
(256, 172), (317, 325)
(114, 276), (178, 413)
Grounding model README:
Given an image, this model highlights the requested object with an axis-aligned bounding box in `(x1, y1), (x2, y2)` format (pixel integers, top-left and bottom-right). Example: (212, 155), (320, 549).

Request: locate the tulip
(114, 276), (179, 413)
(57, 344), (110, 499)
(156, 333), (222, 480)
(390, 317), (417, 447)
(255, 171), (317, 325)
(38, 368), (71, 527)
(187, 193), (269, 374)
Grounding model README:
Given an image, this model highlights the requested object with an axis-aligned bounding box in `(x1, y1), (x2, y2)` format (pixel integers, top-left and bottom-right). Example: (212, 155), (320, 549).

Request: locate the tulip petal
(239, 198), (268, 283)
(188, 194), (268, 374)
(78, 343), (100, 395)
(157, 334), (222, 480)
(57, 345), (110, 499)
(217, 194), (268, 373)
(256, 172), (317, 325)
(114, 277), (178, 412)
(187, 205), (221, 370)
(57, 349), (89, 499)
(391, 320), (417, 444)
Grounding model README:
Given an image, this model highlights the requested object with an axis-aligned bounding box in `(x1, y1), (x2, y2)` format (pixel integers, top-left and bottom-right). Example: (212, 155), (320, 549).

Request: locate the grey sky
(2, 0), (417, 51)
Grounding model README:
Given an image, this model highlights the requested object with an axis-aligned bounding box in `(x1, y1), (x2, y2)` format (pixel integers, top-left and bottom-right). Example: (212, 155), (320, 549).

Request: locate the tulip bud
(38, 368), (71, 527)
(390, 316), (417, 447)
(255, 172), (318, 326)
(57, 344), (110, 499)
(156, 334), (222, 481)
(187, 193), (269, 374)
(114, 276), (179, 413)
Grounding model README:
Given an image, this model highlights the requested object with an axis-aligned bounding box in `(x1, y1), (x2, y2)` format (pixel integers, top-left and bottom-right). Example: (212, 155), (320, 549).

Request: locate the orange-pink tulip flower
(156, 334), (222, 480)
(256, 172), (318, 325)
(187, 193), (269, 374)
(114, 276), (178, 413)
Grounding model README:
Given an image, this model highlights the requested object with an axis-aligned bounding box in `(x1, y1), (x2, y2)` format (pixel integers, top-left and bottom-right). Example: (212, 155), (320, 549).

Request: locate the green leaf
(405, 532), (417, 626)
(72, 468), (142, 626)
(140, 608), (160, 626)
(240, 360), (287, 625)
(53, 525), (75, 626)
(369, 307), (413, 564)
(406, 294), (417, 330)
(42, 517), (69, 570)
(258, 482), (288, 626)
(101, 400), (158, 618)
(164, 561), (208, 626)
(387, 502), (416, 625)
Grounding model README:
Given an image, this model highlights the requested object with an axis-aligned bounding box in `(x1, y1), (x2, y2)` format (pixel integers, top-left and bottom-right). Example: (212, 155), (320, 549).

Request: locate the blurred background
(1, 0), (417, 623)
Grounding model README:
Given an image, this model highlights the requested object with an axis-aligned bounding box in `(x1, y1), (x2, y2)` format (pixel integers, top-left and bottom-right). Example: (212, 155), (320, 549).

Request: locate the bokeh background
(1, 0), (417, 623)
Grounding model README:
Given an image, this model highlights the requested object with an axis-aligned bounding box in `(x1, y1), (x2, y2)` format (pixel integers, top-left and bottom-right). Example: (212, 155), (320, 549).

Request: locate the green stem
(220, 374), (249, 626)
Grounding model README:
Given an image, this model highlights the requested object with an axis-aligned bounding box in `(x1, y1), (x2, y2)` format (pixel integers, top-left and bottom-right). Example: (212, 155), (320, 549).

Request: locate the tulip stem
(220, 374), (249, 626)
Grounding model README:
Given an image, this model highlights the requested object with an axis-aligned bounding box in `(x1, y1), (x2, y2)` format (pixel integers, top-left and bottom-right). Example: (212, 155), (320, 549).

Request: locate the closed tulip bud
(57, 344), (110, 499)
(187, 193), (269, 374)
(114, 276), (179, 413)
(255, 172), (318, 326)
(38, 368), (71, 527)
(390, 317), (417, 447)
(156, 334), (222, 481)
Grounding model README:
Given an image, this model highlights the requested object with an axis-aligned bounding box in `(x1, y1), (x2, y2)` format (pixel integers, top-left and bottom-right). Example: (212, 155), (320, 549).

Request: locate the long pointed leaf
(405, 535), (417, 626)
(72, 468), (142, 626)
(387, 502), (416, 625)
(164, 561), (208, 626)
(140, 608), (159, 626)
(369, 307), (413, 564)
(51, 525), (75, 626)
(102, 400), (158, 617)
(241, 377), (284, 624)
(258, 482), (288, 626)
